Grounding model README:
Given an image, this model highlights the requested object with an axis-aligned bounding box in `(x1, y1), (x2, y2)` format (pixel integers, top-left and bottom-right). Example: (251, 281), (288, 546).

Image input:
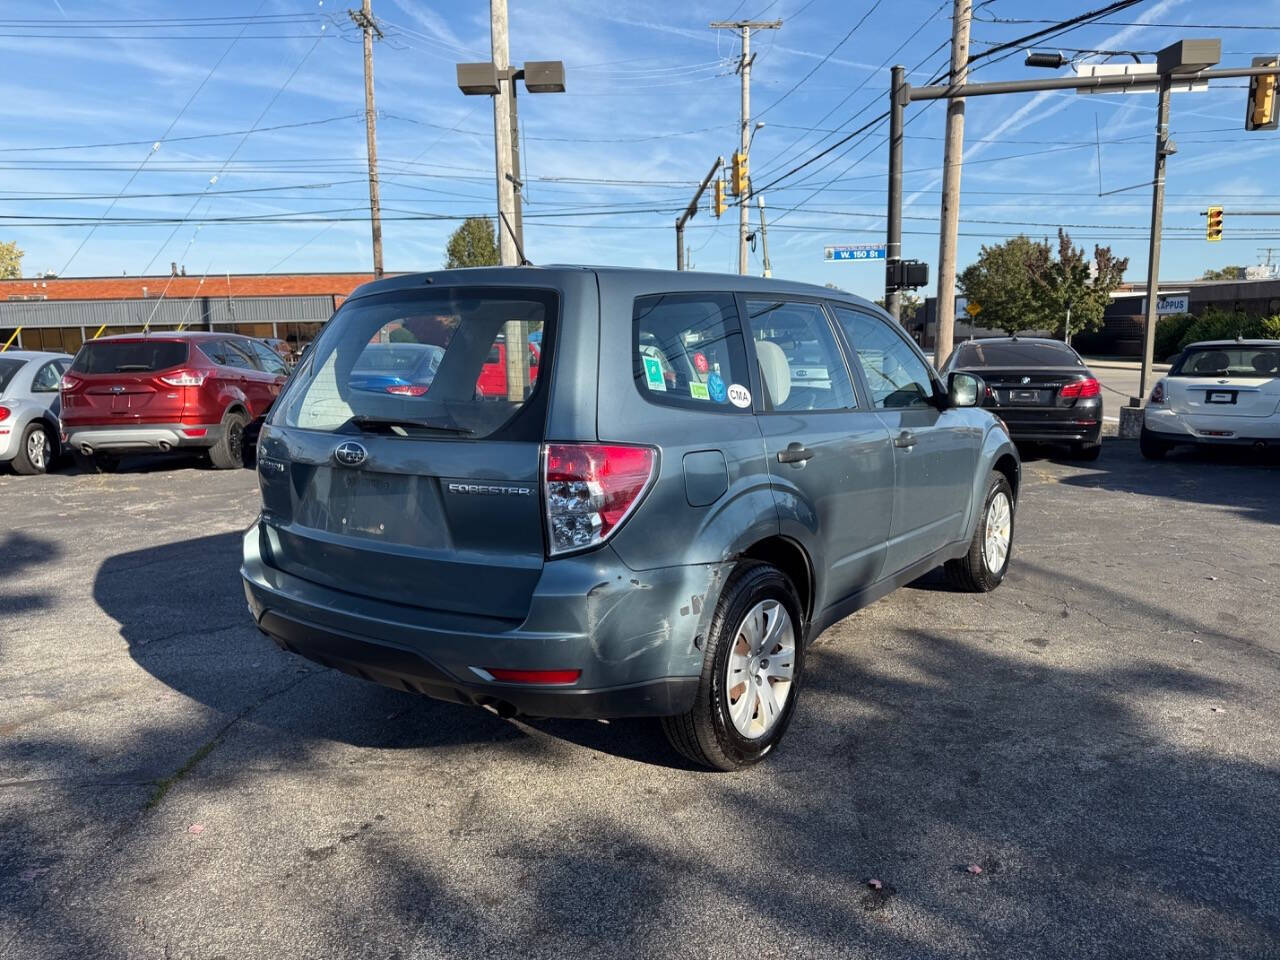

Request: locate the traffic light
(731, 152), (748, 197)
(1206, 205), (1224, 242)
(1246, 58), (1279, 131)
(713, 178), (727, 217)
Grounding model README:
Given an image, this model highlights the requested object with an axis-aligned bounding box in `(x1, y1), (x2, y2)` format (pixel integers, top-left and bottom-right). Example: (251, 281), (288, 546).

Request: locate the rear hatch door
(257, 285), (558, 622)
(67, 340), (190, 423)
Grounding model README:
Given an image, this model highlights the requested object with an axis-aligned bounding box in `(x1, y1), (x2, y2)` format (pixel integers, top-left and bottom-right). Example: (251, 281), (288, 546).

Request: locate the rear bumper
(1144, 407), (1280, 444)
(240, 521), (717, 719)
(63, 422), (222, 453)
(996, 415), (1102, 444)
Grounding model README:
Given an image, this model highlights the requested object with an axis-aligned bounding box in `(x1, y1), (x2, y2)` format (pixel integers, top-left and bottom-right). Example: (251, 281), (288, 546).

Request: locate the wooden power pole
(350, 0), (384, 277)
(934, 0), (971, 365)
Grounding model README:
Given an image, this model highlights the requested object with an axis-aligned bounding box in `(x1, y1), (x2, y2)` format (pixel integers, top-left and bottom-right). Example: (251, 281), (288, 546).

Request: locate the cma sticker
(727, 383), (751, 408)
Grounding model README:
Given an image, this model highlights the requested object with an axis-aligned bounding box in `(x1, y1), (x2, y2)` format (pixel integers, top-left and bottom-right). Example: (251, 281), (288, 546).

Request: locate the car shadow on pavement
(1054, 441), (1280, 525)
(0, 530), (1273, 958)
(0, 530), (61, 617)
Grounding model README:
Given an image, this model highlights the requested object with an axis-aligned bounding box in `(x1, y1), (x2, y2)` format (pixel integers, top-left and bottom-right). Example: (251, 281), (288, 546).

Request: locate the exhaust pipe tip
(157, 440), (172, 452)
(1254, 440), (1267, 450)
(79, 444), (93, 456)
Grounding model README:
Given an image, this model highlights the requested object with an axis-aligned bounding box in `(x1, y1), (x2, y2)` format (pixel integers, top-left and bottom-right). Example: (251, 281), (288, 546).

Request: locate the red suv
(60, 332), (289, 471)
(475, 336), (541, 399)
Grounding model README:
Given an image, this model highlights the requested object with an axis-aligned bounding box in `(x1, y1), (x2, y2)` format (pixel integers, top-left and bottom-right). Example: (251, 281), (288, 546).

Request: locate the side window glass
(220, 340), (256, 370)
(743, 299), (856, 412)
(248, 340), (288, 375)
(201, 341), (229, 366)
(32, 361), (62, 392)
(832, 306), (935, 410)
(632, 292), (752, 412)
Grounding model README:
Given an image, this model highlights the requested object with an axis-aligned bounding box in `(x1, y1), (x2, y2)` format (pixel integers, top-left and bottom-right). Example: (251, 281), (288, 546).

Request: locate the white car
(1141, 338), (1280, 459)
(0, 350), (73, 475)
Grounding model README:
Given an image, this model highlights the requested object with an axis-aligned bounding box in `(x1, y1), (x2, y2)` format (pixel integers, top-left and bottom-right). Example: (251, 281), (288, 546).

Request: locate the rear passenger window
(633, 293), (752, 412)
(743, 299), (856, 411)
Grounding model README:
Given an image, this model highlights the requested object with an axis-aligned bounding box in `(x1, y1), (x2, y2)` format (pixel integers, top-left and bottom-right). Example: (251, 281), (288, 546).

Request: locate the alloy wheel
(983, 491), (1012, 573)
(724, 599), (796, 740)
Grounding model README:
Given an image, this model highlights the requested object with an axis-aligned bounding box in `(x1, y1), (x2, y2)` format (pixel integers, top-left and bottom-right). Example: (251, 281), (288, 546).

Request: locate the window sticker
(727, 383), (751, 408)
(643, 355), (667, 392)
(689, 381), (710, 401)
(693, 351), (709, 374)
(707, 372), (727, 403)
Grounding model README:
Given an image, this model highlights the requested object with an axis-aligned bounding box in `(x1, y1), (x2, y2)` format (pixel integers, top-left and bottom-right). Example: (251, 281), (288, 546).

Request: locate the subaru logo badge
(333, 441), (368, 467)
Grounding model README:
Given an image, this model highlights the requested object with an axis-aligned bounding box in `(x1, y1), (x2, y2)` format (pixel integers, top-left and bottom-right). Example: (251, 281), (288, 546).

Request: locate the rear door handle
(894, 430), (917, 449)
(776, 443), (815, 464)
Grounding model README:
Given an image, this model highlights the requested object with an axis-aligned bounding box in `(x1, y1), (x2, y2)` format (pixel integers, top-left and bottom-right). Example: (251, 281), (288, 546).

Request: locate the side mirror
(947, 371), (984, 408)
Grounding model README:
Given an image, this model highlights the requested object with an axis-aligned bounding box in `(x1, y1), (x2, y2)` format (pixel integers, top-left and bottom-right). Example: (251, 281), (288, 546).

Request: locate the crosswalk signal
(713, 178), (727, 217)
(1206, 205), (1224, 242)
(1246, 57), (1279, 131)
(731, 152), (748, 197)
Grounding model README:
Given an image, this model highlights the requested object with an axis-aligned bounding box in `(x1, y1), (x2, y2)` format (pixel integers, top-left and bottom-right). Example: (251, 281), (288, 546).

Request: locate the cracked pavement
(1, 442), (1278, 959)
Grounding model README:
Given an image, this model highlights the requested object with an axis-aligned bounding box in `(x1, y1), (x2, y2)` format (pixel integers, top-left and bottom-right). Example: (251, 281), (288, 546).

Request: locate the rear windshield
(954, 340), (1082, 367)
(1171, 346), (1280, 377)
(275, 287), (555, 440)
(0, 357), (24, 394)
(71, 340), (189, 374)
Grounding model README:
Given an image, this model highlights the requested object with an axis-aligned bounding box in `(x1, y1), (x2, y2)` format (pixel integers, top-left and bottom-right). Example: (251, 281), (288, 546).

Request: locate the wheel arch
(739, 535), (815, 633)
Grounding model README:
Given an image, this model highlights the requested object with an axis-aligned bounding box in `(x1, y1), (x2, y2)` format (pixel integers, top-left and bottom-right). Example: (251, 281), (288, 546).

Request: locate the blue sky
(2, 0), (1279, 301)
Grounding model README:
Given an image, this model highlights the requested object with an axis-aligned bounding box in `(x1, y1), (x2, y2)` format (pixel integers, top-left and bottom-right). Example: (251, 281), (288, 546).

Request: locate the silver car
(0, 350), (72, 475)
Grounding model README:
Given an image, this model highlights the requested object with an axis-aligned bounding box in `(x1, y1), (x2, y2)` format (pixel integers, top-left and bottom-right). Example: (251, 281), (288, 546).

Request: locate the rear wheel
(661, 562), (804, 771)
(946, 471), (1014, 593)
(208, 410), (247, 470)
(1139, 426), (1171, 460)
(12, 422), (54, 475)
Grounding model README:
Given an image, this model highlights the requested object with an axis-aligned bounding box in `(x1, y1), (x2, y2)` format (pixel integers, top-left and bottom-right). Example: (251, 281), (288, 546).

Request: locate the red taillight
(1060, 377), (1100, 399)
(159, 369), (206, 387)
(0, 406), (9, 423)
(483, 668), (581, 685)
(60, 374), (82, 391)
(543, 442), (658, 556)
(1150, 381), (1165, 405)
(386, 383), (429, 396)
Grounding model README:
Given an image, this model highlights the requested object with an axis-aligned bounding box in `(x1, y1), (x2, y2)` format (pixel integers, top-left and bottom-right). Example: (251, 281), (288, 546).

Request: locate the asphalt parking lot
(2, 442), (1278, 960)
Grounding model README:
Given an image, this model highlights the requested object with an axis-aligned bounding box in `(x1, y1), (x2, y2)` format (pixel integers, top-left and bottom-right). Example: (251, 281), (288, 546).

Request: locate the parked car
(0, 350), (73, 474)
(263, 337), (296, 368)
(348, 342), (443, 396)
(943, 336), (1103, 460)
(242, 267), (1019, 770)
(60, 332), (289, 471)
(475, 335), (540, 398)
(1141, 338), (1280, 458)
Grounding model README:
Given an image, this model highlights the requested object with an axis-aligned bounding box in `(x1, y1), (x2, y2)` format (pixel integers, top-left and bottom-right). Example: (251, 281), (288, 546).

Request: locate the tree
(0, 240), (22, 279)
(958, 231), (1126, 337)
(444, 217), (498, 269)
(1201, 266), (1244, 281)
(873, 292), (922, 326)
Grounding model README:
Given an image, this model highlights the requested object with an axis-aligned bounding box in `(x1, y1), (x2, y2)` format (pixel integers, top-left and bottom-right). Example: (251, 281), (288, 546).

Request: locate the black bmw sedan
(943, 337), (1103, 460)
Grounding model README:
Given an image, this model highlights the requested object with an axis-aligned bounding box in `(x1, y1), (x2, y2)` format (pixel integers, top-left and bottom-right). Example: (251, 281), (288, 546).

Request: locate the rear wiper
(347, 415), (473, 436)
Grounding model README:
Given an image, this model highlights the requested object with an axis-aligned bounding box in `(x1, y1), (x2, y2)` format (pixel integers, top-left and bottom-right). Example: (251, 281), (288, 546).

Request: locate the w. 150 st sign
(825, 243), (886, 261)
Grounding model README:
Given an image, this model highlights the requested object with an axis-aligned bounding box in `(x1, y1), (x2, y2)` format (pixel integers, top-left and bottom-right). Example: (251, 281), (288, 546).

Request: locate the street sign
(1074, 62), (1208, 94)
(1156, 294), (1189, 315)
(965, 302), (982, 317)
(825, 243), (886, 262)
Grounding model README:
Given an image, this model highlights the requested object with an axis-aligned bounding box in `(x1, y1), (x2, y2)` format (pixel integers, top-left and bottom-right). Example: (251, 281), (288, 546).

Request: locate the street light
(748, 120), (765, 149)
(455, 58), (566, 256)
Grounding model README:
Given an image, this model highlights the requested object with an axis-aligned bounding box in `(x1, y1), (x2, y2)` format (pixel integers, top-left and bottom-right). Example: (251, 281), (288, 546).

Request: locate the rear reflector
(543, 442), (658, 556)
(385, 383), (429, 396)
(1060, 377), (1100, 399)
(483, 668), (581, 685)
(160, 369), (206, 387)
(180, 428), (208, 438)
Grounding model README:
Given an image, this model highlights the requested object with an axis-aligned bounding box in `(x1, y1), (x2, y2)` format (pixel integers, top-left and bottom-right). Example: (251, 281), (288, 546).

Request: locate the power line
(0, 115), (363, 154)
(965, 0), (1142, 67)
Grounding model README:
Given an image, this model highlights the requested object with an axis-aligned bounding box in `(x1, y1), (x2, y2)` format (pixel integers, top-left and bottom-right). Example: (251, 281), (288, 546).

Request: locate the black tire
(1072, 441), (1102, 461)
(661, 561), (805, 771)
(1139, 426), (1171, 460)
(946, 470), (1015, 593)
(208, 410), (247, 470)
(12, 421), (54, 475)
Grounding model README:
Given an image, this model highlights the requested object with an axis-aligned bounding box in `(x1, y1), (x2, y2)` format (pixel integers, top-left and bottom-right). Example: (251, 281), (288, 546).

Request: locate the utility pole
(1137, 74), (1172, 406)
(350, 0), (384, 277)
(676, 156), (724, 270)
(757, 195), (772, 278)
(711, 19), (781, 275)
(934, 0), (971, 365)
(489, 0), (518, 266)
(885, 64), (907, 322)
(509, 78), (524, 251)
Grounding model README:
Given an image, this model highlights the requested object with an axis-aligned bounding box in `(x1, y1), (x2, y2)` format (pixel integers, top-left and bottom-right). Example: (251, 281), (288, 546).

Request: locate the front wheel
(946, 471), (1015, 593)
(661, 562), (805, 771)
(12, 422), (54, 475)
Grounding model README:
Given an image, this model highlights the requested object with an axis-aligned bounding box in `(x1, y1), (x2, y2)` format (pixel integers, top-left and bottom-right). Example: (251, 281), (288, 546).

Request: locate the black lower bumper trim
(258, 610), (699, 720)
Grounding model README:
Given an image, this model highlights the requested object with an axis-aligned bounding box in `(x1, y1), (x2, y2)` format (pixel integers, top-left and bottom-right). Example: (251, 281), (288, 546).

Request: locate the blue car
(347, 343), (443, 397)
